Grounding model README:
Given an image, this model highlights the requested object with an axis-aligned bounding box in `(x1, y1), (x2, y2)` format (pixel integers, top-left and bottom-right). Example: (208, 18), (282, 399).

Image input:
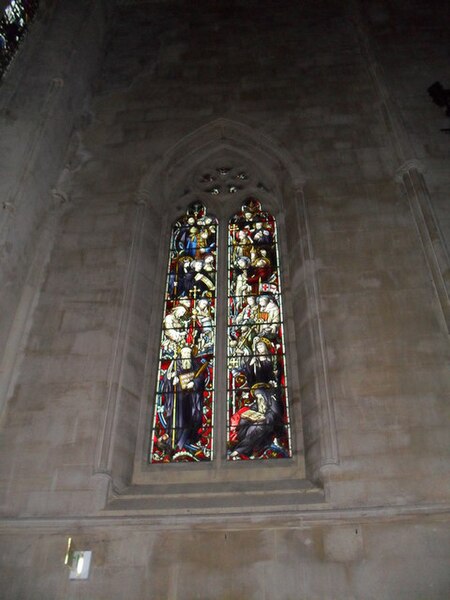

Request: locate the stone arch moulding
(93, 118), (339, 511)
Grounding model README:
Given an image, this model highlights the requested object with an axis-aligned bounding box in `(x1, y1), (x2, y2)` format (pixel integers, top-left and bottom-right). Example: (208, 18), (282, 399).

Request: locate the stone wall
(0, 0), (449, 598)
(1, 517), (449, 599)
(0, 0), (111, 380)
(364, 0), (450, 248)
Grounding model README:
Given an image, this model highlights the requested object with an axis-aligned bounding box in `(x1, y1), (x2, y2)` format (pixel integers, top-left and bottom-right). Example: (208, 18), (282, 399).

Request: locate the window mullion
(212, 211), (229, 465)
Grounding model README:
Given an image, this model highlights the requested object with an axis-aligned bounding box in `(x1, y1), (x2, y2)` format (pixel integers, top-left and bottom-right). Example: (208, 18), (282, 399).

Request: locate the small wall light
(64, 537), (92, 580)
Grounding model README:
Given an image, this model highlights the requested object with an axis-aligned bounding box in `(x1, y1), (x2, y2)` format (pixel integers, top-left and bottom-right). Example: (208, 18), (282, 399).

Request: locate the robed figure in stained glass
(229, 384), (285, 458)
(161, 346), (209, 451)
(227, 198), (292, 460)
(151, 202), (217, 463)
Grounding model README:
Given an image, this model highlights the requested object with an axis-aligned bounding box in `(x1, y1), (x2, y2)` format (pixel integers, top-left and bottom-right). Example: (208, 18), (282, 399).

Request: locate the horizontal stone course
(0, 0), (449, 596)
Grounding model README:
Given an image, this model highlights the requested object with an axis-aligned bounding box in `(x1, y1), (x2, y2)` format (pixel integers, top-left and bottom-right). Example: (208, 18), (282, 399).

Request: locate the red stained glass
(227, 198), (292, 460)
(150, 202), (218, 463)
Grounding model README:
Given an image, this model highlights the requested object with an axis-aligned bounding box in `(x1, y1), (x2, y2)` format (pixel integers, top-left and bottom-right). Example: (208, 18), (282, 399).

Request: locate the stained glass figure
(150, 202), (218, 463)
(227, 198), (292, 460)
(0, 0), (39, 80)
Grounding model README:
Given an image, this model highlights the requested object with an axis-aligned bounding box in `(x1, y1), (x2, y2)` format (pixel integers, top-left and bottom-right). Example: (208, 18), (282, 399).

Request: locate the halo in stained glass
(150, 201), (218, 463)
(227, 198), (292, 460)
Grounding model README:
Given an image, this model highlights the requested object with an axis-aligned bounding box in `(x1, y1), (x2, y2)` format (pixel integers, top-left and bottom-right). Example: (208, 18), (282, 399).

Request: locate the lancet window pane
(0, 0), (39, 80)
(227, 198), (292, 460)
(150, 202), (217, 463)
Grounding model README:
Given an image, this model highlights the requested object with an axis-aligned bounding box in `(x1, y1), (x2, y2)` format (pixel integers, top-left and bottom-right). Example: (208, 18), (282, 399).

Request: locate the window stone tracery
(176, 161), (273, 203)
(149, 189), (294, 464)
(96, 120), (337, 511)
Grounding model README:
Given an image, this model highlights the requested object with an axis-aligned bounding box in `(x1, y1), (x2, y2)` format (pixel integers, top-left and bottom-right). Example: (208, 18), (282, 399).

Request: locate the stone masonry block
(324, 526), (364, 563)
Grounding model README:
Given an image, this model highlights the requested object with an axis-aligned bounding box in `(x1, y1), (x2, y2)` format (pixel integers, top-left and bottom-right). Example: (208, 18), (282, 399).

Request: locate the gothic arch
(94, 119), (339, 508)
(138, 118), (306, 210)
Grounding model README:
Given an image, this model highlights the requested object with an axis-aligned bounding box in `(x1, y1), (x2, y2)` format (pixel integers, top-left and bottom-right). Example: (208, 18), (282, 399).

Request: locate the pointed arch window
(98, 122), (336, 508)
(227, 198), (292, 460)
(150, 173), (292, 464)
(150, 202), (217, 463)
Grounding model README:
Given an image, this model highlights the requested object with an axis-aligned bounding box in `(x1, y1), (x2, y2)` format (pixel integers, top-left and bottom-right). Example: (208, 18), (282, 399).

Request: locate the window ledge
(104, 479), (325, 516)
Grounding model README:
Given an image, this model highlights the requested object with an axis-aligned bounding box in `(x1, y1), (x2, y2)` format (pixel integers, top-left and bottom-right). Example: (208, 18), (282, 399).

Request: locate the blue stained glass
(0, 0), (39, 80)
(227, 198), (292, 460)
(150, 202), (218, 463)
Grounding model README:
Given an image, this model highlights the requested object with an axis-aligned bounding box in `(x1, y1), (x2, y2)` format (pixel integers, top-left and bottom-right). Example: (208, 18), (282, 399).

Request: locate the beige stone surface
(0, 0), (449, 597)
(1, 518), (450, 599)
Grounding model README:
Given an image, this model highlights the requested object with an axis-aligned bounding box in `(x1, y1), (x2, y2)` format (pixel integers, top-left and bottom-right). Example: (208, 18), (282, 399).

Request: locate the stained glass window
(150, 202), (217, 463)
(0, 0), (38, 80)
(227, 198), (292, 460)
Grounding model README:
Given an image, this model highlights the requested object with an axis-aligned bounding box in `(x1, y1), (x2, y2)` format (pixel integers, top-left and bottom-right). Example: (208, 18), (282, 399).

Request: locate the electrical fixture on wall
(427, 81), (450, 132)
(64, 537), (92, 580)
